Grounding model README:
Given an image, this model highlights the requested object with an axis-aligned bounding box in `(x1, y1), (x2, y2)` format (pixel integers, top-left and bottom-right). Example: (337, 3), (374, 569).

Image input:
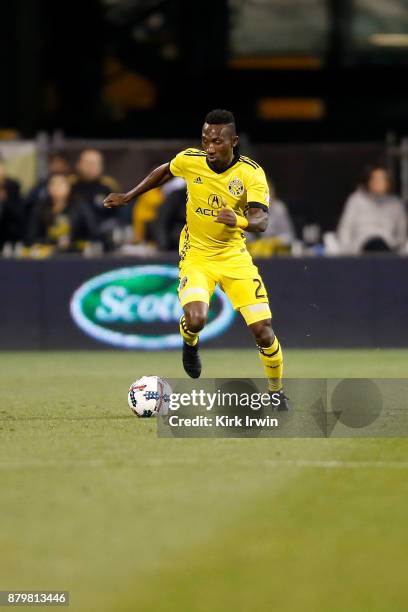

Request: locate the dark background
(1, 0), (408, 142)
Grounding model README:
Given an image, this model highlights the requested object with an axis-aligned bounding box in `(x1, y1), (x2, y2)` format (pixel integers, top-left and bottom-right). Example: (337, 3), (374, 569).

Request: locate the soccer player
(104, 109), (289, 409)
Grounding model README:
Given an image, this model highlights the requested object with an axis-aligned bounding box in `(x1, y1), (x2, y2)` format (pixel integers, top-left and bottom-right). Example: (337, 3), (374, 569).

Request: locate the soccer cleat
(270, 389), (291, 411)
(182, 340), (202, 378)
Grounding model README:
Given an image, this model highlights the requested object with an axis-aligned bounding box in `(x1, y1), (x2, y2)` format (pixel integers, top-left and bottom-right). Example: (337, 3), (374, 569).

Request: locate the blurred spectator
(153, 179), (187, 251)
(26, 174), (74, 249)
(247, 181), (296, 257)
(264, 183), (296, 245)
(25, 151), (71, 217)
(71, 148), (119, 195)
(70, 149), (122, 250)
(131, 176), (185, 246)
(337, 166), (407, 254)
(0, 154), (23, 247)
(132, 187), (164, 243)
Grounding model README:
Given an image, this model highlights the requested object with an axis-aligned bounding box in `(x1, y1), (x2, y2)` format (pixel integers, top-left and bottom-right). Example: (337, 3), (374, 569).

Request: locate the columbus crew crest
(228, 177), (244, 197)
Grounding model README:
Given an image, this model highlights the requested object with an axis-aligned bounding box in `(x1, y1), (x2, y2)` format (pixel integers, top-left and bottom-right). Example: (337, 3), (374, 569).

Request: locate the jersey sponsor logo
(70, 265), (234, 349)
(193, 176), (203, 184)
(195, 207), (218, 217)
(228, 177), (244, 197)
(208, 194), (223, 209)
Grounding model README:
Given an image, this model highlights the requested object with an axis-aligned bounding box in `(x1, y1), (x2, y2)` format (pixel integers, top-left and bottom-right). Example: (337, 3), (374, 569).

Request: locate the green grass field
(1, 349), (408, 612)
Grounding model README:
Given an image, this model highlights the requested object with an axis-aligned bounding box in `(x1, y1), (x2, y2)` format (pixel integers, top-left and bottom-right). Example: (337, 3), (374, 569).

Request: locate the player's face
(201, 123), (238, 166)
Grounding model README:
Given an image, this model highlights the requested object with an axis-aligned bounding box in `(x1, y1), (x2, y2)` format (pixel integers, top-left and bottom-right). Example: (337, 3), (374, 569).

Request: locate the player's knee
(252, 321), (275, 347)
(184, 307), (207, 333)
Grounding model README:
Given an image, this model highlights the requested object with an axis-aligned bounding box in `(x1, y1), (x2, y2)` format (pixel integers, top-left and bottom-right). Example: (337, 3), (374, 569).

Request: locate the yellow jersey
(169, 148), (269, 260)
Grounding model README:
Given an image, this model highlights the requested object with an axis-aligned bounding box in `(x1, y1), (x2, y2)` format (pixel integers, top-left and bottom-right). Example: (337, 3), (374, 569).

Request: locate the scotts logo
(70, 265), (234, 350)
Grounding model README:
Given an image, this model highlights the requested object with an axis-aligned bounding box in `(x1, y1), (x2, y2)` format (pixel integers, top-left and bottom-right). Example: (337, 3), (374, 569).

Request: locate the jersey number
(253, 278), (266, 299)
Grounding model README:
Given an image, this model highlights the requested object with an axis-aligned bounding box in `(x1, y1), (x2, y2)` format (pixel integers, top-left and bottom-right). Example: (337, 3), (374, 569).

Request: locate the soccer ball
(127, 376), (172, 418)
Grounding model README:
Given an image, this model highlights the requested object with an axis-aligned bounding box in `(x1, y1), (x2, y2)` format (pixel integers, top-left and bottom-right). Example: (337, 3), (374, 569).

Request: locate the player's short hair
(204, 109), (236, 129)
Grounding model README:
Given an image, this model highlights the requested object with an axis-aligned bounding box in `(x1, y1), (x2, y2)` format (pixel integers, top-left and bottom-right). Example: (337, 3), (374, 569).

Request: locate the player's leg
(248, 317), (283, 392)
(178, 265), (216, 378)
(180, 301), (207, 379)
(244, 312), (289, 410)
(178, 268), (211, 345)
(180, 300), (208, 344)
(221, 273), (289, 409)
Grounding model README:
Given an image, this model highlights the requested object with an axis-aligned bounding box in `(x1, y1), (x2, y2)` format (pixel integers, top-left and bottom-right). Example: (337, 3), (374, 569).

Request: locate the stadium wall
(2, 257), (407, 350)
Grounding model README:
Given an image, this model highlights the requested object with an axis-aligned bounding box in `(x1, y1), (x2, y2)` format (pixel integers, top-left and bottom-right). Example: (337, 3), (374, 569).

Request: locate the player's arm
(103, 163), (173, 208)
(215, 202), (268, 232)
(244, 205), (268, 232)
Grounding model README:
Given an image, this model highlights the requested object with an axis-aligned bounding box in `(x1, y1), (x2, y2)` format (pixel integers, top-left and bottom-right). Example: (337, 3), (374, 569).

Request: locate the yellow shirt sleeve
(169, 151), (186, 178)
(246, 167), (270, 208)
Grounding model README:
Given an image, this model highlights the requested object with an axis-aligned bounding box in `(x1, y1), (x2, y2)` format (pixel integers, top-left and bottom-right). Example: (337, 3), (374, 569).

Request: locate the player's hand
(215, 200), (237, 227)
(103, 193), (129, 208)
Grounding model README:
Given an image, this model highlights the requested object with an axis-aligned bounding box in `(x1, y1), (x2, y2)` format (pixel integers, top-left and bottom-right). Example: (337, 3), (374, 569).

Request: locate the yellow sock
(179, 315), (199, 346)
(258, 336), (283, 391)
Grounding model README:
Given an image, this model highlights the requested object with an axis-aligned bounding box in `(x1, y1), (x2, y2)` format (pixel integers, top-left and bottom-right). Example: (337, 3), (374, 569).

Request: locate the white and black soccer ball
(127, 376), (172, 418)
